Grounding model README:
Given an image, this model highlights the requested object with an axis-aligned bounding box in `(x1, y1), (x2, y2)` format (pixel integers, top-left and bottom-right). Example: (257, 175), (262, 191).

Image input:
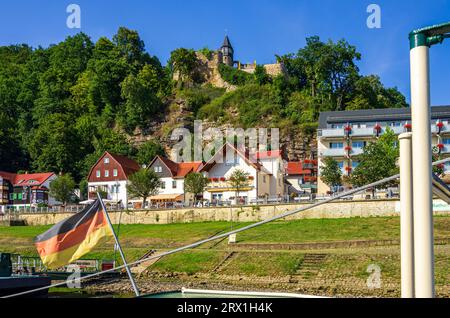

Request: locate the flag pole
(96, 192), (140, 297)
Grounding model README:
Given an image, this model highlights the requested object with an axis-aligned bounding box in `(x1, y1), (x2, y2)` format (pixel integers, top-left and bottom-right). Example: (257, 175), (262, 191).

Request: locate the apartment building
(317, 106), (450, 195)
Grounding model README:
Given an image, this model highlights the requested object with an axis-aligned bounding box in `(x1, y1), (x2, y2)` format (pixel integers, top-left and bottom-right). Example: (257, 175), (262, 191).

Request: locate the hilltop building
(217, 35), (286, 76)
(317, 106), (450, 195)
(174, 36), (286, 90)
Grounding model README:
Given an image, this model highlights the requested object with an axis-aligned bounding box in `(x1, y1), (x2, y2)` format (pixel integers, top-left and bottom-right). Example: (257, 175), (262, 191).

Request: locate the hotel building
(317, 106), (450, 195)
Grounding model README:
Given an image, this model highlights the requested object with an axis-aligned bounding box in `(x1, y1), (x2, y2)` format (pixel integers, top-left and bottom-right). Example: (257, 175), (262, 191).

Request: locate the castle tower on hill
(216, 35), (285, 77)
(220, 36), (234, 67)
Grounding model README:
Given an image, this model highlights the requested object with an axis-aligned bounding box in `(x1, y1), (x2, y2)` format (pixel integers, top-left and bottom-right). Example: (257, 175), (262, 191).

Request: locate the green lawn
(0, 216), (448, 262)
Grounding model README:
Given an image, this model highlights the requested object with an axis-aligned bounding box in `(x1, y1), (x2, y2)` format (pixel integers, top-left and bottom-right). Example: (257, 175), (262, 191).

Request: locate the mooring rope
(3, 158), (449, 298)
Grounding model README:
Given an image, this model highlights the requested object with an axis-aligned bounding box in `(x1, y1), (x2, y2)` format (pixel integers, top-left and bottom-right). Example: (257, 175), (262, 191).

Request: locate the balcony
(321, 148), (346, 157)
(303, 176), (317, 182)
(434, 123), (450, 135)
(351, 127), (375, 137)
(319, 129), (345, 138)
(440, 145), (450, 154)
(350, 148), (364, 156)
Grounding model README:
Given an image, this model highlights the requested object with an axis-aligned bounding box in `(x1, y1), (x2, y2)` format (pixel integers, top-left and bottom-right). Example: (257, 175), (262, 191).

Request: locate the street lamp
(408, 21), (450, 298)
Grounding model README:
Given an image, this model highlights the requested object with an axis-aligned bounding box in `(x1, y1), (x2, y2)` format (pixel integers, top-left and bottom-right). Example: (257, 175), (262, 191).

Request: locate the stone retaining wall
(15, 199), (449, 226)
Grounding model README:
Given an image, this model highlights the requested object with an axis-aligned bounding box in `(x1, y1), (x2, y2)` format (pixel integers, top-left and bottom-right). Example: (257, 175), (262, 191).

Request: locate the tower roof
(221, 35), (233, 49)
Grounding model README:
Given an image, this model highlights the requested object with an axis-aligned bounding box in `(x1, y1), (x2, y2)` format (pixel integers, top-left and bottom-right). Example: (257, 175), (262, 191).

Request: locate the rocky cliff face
(129, 97), (317, 162)
(131, 54), (315, 162)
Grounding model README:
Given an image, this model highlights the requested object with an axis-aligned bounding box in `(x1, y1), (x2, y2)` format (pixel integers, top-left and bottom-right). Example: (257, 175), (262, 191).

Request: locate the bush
(177, 85), (225, 115)
(218, 64), (254, 86)
(197, 84), (282, 127)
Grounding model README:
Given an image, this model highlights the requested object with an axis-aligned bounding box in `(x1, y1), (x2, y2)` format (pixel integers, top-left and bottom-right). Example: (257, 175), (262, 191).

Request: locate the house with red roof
(285, 159), (318, 194)
(0, 171), (58, 209)
(197, 143), (281, 205)
(87, 151), (141, 208)
(148, 156), (203, 206)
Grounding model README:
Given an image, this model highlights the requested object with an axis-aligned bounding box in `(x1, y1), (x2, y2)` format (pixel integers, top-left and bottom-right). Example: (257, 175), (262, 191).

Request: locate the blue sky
(0, 0), (449, 105)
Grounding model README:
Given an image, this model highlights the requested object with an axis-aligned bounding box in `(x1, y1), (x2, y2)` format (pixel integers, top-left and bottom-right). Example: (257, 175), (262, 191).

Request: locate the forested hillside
(0, 28), (408, 186)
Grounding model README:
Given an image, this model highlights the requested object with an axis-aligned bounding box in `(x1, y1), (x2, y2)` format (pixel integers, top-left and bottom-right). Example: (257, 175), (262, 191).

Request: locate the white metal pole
(399, 132), (414, 298)
(97, 192), (140, 297)
(410, 45), (434, 298)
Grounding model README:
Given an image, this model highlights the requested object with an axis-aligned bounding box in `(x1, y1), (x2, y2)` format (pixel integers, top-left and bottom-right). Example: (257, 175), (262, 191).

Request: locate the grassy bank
(1, 216), (448, 297)
(0, 216), (449, 259)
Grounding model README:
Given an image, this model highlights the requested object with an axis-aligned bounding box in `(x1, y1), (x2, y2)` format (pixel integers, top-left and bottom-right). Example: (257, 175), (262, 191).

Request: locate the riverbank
(69, 244), (450, 298)
(1, 216), (448, 298)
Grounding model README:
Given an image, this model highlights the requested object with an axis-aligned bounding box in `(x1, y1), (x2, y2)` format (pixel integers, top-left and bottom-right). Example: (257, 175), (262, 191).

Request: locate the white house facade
(87, 152), (141, 208)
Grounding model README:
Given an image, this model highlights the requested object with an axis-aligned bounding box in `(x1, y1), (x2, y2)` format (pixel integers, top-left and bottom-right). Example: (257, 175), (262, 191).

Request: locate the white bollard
(410, 44), (434, 298)
(399, 133), (415, 298)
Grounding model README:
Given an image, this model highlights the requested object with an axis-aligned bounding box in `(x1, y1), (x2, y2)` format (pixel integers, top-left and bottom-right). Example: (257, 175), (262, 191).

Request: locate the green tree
(350, 128), (399, 193)
(119, 64), (163, 132)
(184, 172), (209, 205)
(49, 174), (76, 205)
(228, 169), (251, 205)
(0, 113), (26, 171)
(168, 48), (198, 86)
(253, 65), (270, 85)
(28, 114), (78, 175)
(320, 157), (342, 192)
(127, 169), (161, 208)
(136, 140), (165, 166)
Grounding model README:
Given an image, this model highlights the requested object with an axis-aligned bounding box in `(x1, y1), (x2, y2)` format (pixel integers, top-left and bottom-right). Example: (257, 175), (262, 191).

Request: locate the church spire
(220, 35), (234, 67)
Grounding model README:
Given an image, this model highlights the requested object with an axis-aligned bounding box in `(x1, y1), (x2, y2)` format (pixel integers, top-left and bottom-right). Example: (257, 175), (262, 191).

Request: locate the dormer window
(104, 157), (110, 164)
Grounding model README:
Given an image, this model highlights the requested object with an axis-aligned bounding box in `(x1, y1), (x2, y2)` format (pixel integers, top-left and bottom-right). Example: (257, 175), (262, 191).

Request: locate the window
(330, 142), (344, 149)
(443, 139), (450, 145)
(352, 141), (365, 149)
(161, 181), (166, 189)
(96, 170), (101, 178)
(105, 170), (109, 177)
(112, 184), (120, 193)
(17, 193), (22, 200)
(104, 157), (110, 164)
(9, 193), (14, 200)
(338, 162), (344, 170)
(263, 176), (266, 183)
(154, 166), (162, 173)
(172, 180), (177, 189)
(352, 161), (359, 169)
(113, 169), (118, 177)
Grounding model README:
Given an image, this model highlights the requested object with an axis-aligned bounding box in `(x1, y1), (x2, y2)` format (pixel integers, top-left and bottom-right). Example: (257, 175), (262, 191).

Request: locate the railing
(320, 124), (450, 139)
(321, 148), (346, 157)
(440, 145), (450, 154)
(0, 204), (126, 215)
(319, 129), (345, 138)
(350, 148), (364, 156)
(351, 127), (375, 137)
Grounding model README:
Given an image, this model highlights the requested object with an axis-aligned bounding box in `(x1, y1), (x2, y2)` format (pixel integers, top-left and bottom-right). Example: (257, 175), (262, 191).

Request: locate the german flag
(34, 200), (113, 269)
